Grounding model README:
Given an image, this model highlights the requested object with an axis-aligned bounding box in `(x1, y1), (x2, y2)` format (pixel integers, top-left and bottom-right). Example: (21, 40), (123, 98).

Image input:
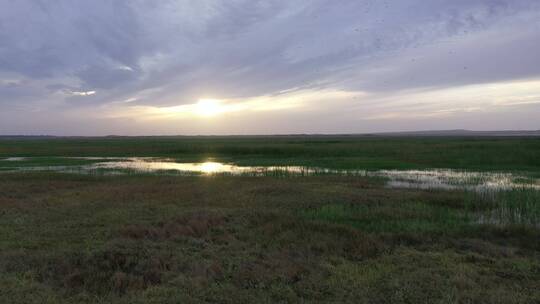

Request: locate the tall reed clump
(469, 188), (540, 227)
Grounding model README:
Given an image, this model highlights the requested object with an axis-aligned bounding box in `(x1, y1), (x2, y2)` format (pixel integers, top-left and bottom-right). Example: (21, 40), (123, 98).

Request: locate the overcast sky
(1, 0), (539, 135)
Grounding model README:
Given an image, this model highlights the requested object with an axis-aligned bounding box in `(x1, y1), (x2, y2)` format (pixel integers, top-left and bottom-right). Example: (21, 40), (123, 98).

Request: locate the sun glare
(194, 99), (223, 117)
(199, 162), (225, 173)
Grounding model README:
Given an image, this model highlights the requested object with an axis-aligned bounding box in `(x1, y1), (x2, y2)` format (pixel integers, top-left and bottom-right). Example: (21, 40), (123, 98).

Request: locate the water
(87, 159), (343, 175)
(91, 160), (255, 174)
(377, 169), (540, 191)
(2, 157), (26, 161)
(1, 157), (539, 192)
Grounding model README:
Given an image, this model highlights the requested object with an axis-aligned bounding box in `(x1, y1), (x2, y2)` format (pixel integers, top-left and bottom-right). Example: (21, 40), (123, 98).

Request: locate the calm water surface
(2, 157), (539, 191)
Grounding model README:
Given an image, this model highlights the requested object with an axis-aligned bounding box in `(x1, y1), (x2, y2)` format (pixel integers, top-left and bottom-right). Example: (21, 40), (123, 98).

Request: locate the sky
(1, 0), (540, 135)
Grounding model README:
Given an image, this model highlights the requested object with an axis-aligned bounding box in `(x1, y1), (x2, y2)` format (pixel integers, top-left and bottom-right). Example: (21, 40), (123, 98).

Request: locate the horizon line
(1, 129), (540, 138)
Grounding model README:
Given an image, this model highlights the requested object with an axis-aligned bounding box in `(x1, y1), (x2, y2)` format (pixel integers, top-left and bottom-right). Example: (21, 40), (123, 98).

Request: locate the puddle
(90, 161), (255, 174)
(86, 159), (350, 176)
(67, 157), (162, 161)
(375, 169), (540, 191)
(2, 157), (27, 161)
(1, 157), (539, 192)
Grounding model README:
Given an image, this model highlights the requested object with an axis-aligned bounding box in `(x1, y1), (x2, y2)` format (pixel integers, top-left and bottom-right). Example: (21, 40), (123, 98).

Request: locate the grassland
(0, 137), (539, 303)
(1, 136), (540, 172)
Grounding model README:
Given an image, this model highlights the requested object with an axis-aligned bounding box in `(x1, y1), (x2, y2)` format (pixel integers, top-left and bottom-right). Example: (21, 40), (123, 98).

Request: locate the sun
(194, 99), (224, 117)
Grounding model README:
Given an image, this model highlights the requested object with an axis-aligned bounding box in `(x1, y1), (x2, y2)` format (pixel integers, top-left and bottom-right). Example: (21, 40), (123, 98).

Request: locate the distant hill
(370, 130), (540, 137)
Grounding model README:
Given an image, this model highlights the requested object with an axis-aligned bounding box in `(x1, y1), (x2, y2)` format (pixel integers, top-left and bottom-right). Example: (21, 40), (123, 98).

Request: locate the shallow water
(376, 169), (540, 191)
(1, 157), (539, 192)
(90, 160), (255, 174)
(2, 157), (27, 161)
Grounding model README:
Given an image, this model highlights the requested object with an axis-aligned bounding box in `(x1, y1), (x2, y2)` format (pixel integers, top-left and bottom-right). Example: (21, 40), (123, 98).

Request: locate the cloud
(1, 0), (539, 134)
(69, 91), (97, 97)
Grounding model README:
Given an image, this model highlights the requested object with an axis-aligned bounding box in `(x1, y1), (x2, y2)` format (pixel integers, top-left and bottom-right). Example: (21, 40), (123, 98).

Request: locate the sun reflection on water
(2, 157), (540, 192)
(199, 162), (227, 173)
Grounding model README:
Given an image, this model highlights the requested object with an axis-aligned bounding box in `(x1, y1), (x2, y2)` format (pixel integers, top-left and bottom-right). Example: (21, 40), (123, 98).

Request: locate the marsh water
(2, 156), (540, 192)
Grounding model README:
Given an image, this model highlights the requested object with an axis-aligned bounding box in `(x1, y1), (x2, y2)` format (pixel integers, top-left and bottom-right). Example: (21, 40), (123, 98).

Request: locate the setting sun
(194, 99), (224, 117)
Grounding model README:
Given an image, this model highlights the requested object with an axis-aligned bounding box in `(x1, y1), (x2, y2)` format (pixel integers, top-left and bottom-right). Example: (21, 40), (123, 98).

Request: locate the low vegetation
(1, 172), (539, 303)
(1, 136), (540, 172)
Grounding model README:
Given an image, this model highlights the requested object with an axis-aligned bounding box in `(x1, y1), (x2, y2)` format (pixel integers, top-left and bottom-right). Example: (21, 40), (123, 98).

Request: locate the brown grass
(120, 212), (226, 240)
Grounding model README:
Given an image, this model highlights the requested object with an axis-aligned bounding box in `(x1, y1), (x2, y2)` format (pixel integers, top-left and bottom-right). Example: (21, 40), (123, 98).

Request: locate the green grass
(0, 157), (110, 168)
(1, 136), (540, 172)
(301, 201), (470, 234)
(303, 189), (540, 232)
